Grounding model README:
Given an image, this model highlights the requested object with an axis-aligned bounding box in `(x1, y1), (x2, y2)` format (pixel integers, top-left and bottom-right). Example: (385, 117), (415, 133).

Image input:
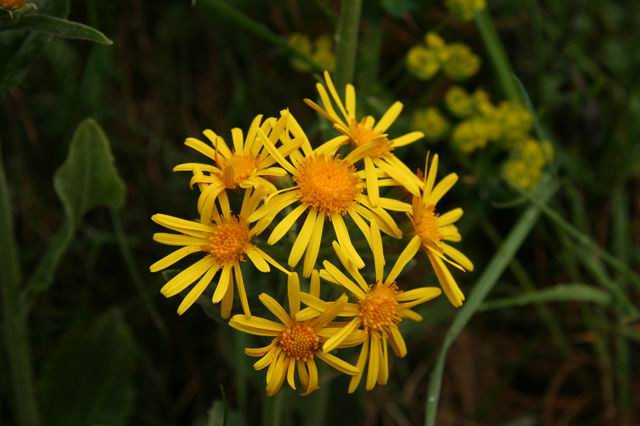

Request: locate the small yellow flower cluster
(288, 33), (335, 73)
(502, 138), (554, 190)
(406, 32), (480, 81)
(443, 85), (552, 189)
(445, 0), (486, 21)
(412, 107), (450, 141)
(150, 72), (473, 396)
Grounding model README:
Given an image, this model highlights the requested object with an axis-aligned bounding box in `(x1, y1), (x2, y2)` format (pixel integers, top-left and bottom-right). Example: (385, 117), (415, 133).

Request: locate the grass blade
(479, 283), (611, 311)
(424, 178), (556, 426)
(334, 0), (362, 88)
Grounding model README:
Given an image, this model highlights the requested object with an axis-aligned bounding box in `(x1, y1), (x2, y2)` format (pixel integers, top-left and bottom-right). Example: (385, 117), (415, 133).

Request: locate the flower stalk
(334, 0), (363, 89)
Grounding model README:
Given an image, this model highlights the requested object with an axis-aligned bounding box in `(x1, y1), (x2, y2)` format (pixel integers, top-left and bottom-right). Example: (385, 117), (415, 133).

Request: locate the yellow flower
(409, 154), (473, 307)
(451, 118), (493, 153)
(149, 187), (288, 318)
(445, 86), (473, 118)
(297, 225), (441, 392)
(304, 71), (425, 205)
(288, 33), (336, 73)
(248, 110), (409, 277)
(174, 115), (301, 224)
(502, 157), (541, 190)
(445, 0), (486, 21)
(412, 107), (450, 141)
(442, 43), (481, 81)
(229, 273), (361, 396)
(312, 35), (336, 72)
(406, 46), (441, 80)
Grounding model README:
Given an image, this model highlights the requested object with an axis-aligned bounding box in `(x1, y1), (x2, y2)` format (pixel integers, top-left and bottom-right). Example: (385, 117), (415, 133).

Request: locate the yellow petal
(322, 317), (361, 353)
(302, 212), (325, 278)
(177, 264), (219, 315)
(150, 246), (201, 272)
(365, 334), (380, 391)
(259, 293), (292, 326)
(317, 352), (359, 376)
(347, 336), (369, 393)
(161, 256), (214, 297)
(373, 101), (402, 133)
(385, 235), (421, 284)
(267, 204), (307, 245)
(288, 209), (317, 268)
(212, 263), (232, 303)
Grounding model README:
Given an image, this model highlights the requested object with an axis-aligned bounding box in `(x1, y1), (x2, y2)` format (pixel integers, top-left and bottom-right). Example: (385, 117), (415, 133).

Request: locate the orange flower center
(294, 154), (362, 215)
(218, 153), (257, 188)
(0, 0), (24, 8)
(359, 282), (400, 331)
(279, 323), (320, 361)
(207, 217), (250, 263)
(346, 119), (392, 158)
(413, 204), (441, 247)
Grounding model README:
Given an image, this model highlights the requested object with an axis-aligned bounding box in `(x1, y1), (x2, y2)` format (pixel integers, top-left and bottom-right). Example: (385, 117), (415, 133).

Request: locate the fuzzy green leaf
(2, 14), (112, 45)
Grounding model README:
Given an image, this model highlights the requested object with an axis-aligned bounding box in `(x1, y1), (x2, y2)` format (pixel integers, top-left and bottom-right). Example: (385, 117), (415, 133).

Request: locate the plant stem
(475, 10), (521, 103)
(198, 0), (321, 72)
(334, 0), (363, 89)
(0, 150), (39, 426)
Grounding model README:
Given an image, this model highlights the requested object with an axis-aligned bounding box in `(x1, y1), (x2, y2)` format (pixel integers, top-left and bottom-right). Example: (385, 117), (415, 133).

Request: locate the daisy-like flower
(408, 153), (474, 307)
(248, 110), (411, 278)
(174, 114), (303, 223)
(304, 71), (425, 206)
(149, 187), (288, 318)
(229, 272), (362, 396)
(297, 223), (442, 392)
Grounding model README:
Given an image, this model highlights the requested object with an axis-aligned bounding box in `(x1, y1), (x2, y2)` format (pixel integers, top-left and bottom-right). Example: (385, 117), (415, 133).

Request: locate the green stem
(110, 208), (165, 332)
(0, 150), (39, 426)
(522, 190), (640, 292)
(475, 10), (521, 103)
(424, 178), (556, 426)
(334, 0), (362, 88)
(198, 0), (321, 72)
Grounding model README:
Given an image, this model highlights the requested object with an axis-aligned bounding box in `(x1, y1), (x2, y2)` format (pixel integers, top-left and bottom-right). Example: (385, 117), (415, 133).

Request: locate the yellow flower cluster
(412, 107), (450, 141)
(445, 0), (486, 21)
(502, 138), (554, 190)
(288, 33), (335, 73)
(406, 32), (480, 81)
(150, 72), (473, 396)
(443, 85), (552, 189)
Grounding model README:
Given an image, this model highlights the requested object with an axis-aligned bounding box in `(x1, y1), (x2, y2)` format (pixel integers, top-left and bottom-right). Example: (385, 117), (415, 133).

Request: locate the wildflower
(304, 71), (424, 205)
(288, 33), (314, 72)
(471, 88), (495, 116)
(249, 111), (408, 277)
(298, 225), (441, 392)
(406, 46), (441, 80)
(149, 187), (288, 318)
(288, 33), (335, 73)
(174, 115), (301, 223)
(229, 273), (361, 396)
(442, 43), (480, 81)
(495, 102), (533, 143)
(412, 107), (450, 141)
(313, 35), (336, 72)
(445, 0), (486, 21)
(451, 118), (494, 153)
(445, 86), (473, 118)
(502, 158), (541, 190)
(409, 154), (473, 307)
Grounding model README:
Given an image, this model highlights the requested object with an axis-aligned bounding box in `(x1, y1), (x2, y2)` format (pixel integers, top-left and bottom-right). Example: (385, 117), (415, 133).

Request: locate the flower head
(150, 187), (288, 317)
(304, 71), (425, 205)
(412, 107), (450, 141)
(0, 0), (25, 8)
(297, 223), (441, 392)
(409, 154), (473, 307)
(442, 43), (481, 81)
(248, 110), (409, 277)
(229, 273), (361, 396)
(445, 0), (486, 21)
(174, 115), (302, 223)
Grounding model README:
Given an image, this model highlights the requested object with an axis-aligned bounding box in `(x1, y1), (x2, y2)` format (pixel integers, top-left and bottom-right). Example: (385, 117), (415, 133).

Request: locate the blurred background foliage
(1, 0), (639, 425)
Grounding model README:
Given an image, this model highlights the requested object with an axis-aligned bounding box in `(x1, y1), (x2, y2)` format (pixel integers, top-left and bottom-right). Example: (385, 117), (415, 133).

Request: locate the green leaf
(2, 14), (113, 45)
(0, 0), (69, 93)
(25, 118), (125, 295)
(480, 284), (611, 311)
(54, 118), (125, 228)
(380, 0), (416, 17)
(40, 310), (136, 426)
(424, 178), (556, 426)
